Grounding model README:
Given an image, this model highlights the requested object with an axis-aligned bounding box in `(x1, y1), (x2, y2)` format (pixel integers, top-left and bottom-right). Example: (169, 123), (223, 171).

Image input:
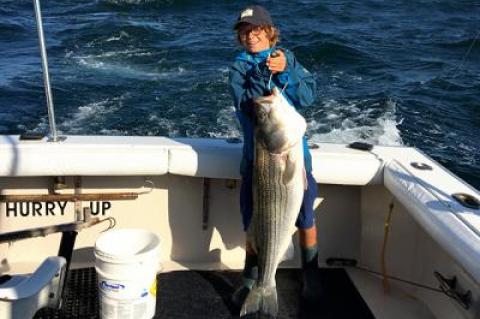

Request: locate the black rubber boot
(300, 248), (323, 305)
(231, 285), (252, 309)
(231, 252), (258, 309)
(302, 265), (323, 304)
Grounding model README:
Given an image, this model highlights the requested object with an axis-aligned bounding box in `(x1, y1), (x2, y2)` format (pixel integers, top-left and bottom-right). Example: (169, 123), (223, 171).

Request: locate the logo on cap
(240, 9), (253, 18)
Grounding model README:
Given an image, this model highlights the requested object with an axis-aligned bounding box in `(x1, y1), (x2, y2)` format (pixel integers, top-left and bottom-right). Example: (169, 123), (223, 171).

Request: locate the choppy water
(0, 0), (479, 189)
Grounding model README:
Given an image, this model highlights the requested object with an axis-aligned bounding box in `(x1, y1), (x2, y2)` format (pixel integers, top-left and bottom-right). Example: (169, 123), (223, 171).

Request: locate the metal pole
(33, 0), (58, 142)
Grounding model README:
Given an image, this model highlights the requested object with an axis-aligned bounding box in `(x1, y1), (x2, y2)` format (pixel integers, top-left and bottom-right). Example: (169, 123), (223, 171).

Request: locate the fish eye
(257, 110), (267, 121)
(255, 107), (271, 124)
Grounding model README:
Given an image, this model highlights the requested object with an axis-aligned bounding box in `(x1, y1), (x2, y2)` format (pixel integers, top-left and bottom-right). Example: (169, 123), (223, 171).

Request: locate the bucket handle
(97, 217), (116, 232)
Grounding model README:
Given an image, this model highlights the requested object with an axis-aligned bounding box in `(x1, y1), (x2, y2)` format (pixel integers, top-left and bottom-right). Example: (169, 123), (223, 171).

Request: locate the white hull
(0, 135), (478, 318)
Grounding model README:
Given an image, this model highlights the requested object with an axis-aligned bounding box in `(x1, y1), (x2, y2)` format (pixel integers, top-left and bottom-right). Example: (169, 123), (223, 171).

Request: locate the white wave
(58, 95), (127, 134)
(126, 19), (167, 32)
(76, 57), (186, 80)
(331, 70), (363, 82)
(105, 31), (130, 42)
(99, 128), (128, 135)
(310, 99), (403, 146)
(377, 116), (402, 146)
(175, 99), (402, 146)
(78, 58), (105, 69)
(64, 50), (74, 58)
(325, 113), (339, 120)
(74, 48), (152, 60)
(147, 115), (179, 136)
(211, 105), (241, 138)
(25, 117), (49, 134)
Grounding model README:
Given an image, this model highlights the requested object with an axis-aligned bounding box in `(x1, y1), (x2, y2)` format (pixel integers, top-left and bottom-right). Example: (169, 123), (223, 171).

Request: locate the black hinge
(434, 271), (472, 309)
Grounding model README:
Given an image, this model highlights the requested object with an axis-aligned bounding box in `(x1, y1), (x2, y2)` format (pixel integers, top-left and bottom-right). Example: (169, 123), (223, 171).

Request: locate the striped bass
(241, 87), (307, 318)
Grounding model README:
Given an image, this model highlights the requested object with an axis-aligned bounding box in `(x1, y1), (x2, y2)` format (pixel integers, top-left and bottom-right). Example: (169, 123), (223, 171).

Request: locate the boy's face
(237, 24), (271, 53)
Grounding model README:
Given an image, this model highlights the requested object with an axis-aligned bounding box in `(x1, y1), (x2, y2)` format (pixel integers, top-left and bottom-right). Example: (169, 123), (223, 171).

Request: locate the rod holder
(452, 193), (480, 210)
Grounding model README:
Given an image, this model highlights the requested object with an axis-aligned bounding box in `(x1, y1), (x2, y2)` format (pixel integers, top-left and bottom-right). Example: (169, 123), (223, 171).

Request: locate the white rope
(267, 72), (273, 91)
(267, 70), (288, 95)
(266, 51), (289, 94)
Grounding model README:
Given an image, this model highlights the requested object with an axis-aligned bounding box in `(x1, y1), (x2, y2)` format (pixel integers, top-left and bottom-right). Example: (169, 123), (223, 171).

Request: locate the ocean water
(0, 0), (479, 189)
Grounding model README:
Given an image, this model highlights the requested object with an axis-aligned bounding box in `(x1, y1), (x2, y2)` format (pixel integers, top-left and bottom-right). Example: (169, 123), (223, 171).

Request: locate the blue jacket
(228, 47), (317, 176)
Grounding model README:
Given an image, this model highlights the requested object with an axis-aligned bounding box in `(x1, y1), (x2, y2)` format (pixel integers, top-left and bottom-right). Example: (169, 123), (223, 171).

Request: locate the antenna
(33, 0), (62, 142)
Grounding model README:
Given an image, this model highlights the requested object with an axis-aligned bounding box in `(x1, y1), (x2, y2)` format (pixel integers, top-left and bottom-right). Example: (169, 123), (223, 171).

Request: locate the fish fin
(282, 153), (297, 185)
(281, 239), (295, 262)
(246, 224), (258, 254)
(240, 285), (278, 318)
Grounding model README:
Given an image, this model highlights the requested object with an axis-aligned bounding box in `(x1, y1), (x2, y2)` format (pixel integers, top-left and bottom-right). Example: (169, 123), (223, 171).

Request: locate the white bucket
(94, 228), (160, 319)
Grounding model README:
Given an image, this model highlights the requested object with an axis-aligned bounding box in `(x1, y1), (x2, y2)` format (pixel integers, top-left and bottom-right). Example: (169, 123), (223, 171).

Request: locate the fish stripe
(254, 146), (295, 286)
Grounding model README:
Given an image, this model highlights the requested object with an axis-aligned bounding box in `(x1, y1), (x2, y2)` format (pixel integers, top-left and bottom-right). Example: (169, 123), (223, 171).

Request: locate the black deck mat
(34, 267), (375, 319)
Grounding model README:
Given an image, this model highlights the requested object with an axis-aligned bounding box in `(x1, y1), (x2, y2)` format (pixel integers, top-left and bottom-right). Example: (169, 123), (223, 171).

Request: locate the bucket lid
(95, 228), (160, 262)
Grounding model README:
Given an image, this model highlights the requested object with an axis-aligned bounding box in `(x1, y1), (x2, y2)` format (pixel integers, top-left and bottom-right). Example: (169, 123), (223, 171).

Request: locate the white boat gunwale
(0, 135), (479, 319)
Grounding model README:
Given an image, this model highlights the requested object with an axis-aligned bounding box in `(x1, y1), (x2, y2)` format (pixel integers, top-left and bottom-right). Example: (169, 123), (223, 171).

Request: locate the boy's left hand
(267, 50), (287, 74)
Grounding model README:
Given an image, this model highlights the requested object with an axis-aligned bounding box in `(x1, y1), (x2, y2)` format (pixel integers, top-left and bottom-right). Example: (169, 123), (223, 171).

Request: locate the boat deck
(32, 265), (442, 319)
(34, 267), (376, 319)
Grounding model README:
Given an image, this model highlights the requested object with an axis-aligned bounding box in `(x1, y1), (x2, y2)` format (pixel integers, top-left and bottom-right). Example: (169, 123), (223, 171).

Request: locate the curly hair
(264, 25), (280, 47)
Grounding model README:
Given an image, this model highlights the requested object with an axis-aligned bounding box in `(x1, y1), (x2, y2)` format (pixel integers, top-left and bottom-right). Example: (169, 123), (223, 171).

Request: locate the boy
(228, 5), (322, 309)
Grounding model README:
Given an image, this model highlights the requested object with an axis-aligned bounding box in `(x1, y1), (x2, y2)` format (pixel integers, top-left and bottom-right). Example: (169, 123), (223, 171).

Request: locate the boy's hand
(266, 50), (286, 74)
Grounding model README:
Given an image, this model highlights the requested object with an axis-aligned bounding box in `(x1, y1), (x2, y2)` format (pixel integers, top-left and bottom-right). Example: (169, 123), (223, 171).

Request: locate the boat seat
(0, 256), (67, 319)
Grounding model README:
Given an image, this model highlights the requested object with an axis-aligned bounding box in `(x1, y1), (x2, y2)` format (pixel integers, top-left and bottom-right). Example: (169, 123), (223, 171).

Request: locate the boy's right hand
(266, 50), (286, 74)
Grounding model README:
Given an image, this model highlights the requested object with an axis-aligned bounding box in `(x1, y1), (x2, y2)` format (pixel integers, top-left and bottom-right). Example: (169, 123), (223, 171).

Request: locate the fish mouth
(253, 94), (276, 112)
(254, 94), (274, 105)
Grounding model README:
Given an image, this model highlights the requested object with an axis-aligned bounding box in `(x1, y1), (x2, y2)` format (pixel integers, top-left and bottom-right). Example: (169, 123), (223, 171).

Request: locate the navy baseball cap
(234, 5), (273, 29)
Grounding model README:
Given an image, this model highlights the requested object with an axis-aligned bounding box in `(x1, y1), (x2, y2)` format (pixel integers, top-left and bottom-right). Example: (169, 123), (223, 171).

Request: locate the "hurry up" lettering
(4, 201), (111, 217)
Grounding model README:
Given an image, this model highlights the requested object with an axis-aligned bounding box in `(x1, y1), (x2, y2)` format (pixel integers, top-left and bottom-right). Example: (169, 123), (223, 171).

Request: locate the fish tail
(240, 285), (278, 318)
